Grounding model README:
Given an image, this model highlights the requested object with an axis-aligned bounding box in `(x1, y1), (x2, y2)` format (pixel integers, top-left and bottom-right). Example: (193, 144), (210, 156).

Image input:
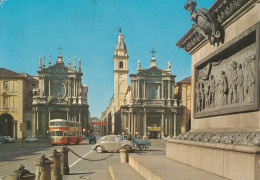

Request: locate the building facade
(120, 57), (184, 139)
(101, 31), (184, 138)
(0, 68), (38, 139)
(174, 76), (191, 133)
(32, 53), (90, 137)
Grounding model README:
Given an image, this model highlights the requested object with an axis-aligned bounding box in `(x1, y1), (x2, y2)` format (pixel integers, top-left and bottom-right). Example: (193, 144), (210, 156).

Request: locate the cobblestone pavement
(0, 138), (166, 180)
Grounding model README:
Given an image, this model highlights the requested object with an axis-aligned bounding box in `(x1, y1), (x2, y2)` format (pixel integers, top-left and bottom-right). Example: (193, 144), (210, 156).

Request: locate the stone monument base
(166, 138), (260, 180)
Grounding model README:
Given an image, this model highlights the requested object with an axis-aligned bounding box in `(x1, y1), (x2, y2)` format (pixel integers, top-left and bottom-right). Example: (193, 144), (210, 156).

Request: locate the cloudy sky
(0, 0), (215, 118)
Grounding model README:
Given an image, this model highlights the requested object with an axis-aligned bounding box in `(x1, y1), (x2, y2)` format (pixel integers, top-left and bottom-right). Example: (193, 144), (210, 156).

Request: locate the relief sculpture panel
(194, 42), (258, 118)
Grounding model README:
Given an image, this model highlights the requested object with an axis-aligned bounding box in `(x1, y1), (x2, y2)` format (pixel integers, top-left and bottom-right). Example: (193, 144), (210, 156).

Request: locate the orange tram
(49, 119), (82, 145)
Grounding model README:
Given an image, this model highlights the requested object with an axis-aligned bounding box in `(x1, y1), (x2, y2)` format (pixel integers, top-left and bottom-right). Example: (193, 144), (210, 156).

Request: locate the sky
(0, 0), (215, 118)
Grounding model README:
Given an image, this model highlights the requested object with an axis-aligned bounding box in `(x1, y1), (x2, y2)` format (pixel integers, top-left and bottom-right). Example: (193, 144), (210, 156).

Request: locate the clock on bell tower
(113, 30), (129, 111)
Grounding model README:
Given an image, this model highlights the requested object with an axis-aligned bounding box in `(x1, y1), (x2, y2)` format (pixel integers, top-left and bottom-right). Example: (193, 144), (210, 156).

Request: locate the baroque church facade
(32, 53), (90, 137)
(101, 31), (184, 139)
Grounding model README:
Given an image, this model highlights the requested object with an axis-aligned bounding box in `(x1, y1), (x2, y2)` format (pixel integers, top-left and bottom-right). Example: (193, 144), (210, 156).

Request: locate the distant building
(90, 117), (102, 133)
(0, 68), (38, 139)
(32, 53), (90, 137)
(174, 76), (191, 132)
(101, 31), (184, 138)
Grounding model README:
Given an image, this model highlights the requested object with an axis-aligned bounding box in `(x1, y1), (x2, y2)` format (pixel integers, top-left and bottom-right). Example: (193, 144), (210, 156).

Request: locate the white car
(3, 136), (15, 143)
(26, 137), (39, 143)
(91, 135), (137, 153)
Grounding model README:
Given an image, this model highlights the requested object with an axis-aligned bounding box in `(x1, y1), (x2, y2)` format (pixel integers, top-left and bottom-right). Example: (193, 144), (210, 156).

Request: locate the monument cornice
(176, 0), (257, 54)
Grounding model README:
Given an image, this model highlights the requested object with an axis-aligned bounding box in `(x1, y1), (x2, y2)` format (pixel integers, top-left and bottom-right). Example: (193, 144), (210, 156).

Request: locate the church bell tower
(113, 29), (129, 111)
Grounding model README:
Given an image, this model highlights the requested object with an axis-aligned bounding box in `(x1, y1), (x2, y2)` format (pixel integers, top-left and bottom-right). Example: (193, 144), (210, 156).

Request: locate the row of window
(49, 131), (82, 137)
(50, 122), (81, 127)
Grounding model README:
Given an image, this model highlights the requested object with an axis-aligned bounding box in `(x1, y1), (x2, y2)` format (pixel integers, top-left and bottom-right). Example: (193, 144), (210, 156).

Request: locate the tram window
(49, 131), (55, 136)
(50, 122), (55, 126)
(65, 123), (69, 126)
(64, 131), (70, 136)
(56, 122), (62, 126)
(56, 131), (63, 136)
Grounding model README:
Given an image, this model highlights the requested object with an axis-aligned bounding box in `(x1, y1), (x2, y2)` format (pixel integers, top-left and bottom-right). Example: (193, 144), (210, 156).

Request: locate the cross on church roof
(118, 27), (122, 34)
(150, 49), (157, 57)
(57, 45), (63, 54)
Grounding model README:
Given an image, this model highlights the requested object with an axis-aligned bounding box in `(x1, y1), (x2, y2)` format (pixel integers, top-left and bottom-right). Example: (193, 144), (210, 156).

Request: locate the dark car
(89, 135), (96, 144)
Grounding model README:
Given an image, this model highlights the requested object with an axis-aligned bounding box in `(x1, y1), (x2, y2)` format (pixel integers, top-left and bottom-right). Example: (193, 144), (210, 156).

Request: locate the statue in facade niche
(184, 0), (224, 46)
(228, 61), (238, 104)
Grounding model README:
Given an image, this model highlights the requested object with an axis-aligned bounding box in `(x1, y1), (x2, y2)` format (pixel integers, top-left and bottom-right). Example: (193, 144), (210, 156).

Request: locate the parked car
(89, 135), (96, 144)
(3, 136), (15, 143)
(82, 135), (89, 140)
(26, 137), (39, 143)
(91, 135), (137, 153)
(0, 136), (8, 143)
(121, 135), (151, 151)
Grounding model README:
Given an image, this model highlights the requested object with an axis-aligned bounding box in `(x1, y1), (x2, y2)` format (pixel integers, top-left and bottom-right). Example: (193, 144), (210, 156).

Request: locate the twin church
(0, 30), (189, 139)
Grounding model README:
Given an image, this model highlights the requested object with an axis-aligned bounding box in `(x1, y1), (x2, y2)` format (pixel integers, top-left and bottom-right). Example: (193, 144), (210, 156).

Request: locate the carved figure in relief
(245, 55), (255, 102)
(218, 71), (228, 105)
(209, 75), (215, 107)
(204, 80), (210, 108)
(195, 82), (202, 112)
(237, 64), (244, 103)
(228, 61), (238, 104)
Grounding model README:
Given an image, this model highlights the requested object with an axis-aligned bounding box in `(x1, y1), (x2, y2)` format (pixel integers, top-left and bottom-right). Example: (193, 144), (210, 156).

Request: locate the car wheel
(139, 144), (146, 151)
(76, 138), (80, 145)
(96, 146), (103, 153)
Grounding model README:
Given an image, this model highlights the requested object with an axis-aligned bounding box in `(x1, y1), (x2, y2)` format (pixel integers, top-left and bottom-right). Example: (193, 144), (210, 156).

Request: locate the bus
(49, 119), (82, 145)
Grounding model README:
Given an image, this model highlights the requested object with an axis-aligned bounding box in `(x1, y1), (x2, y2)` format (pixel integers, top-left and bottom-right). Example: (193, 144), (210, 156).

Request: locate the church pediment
(138, 67), (171, 76)
(43, 63), (69, 75)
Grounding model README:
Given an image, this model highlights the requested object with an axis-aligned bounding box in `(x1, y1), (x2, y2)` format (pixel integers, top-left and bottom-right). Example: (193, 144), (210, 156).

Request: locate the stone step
(129, 154), (227, 180)
(109, 163), (145, 180)
(91, 169), (112, 180)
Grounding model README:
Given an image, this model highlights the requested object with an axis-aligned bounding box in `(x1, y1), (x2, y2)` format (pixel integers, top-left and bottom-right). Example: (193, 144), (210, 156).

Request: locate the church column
(48, 110), (51, 122)
(79, 111), (81, 123)
(13, 122), (17, 139)
(48, 78), (51, 96)
(162, 81), (165, 100)
(36, 110), (39, 131)
(42, 77), (45, 96)
(74, 78), (76, 97)
(143, 112), (147, 138)
(128, 112), (131, 134)
(168, 80), (171, 100)
(143, 81), (146, 99)
(131, 113), (134, 134)
(137, 80), (140, 99)
(161, 112), (165, 138)
(173, 112), (177, 137)
(133, 113), (137, 137)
